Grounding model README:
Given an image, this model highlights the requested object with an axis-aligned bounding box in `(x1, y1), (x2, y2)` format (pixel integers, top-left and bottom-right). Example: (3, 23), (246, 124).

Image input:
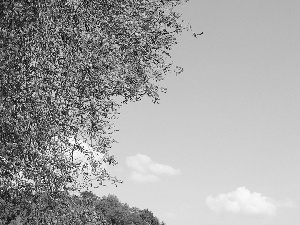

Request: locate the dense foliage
(95, 194), (165, 225)
(1, 191), (165, 225)
(1, 0), (189, 223)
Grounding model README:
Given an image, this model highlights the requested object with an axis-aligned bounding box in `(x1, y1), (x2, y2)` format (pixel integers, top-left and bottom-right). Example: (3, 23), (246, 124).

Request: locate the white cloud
(126, 154), (151, 174)
(130, 171), (160, 183)
(149, 163), (181, 175)
(126, 154), (181, 183)
(50, 136), (105, 165)
(206, 187), (277, 216)
(68, 137), (105, 166)
(65, 137), (112, 191)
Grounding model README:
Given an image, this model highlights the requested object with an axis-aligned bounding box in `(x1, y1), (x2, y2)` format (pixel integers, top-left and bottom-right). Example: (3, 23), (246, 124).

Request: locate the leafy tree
(1, 191), (107, 225)
(1, 0), (190, 223)
(95, 195), (125, 224)
(95, 194), (164, 225)
(140, 209), (160, 225)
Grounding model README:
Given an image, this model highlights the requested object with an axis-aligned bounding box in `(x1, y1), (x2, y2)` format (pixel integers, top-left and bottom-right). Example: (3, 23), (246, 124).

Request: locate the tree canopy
(1, 191), (166, 225)
(1, 0), (190, 223)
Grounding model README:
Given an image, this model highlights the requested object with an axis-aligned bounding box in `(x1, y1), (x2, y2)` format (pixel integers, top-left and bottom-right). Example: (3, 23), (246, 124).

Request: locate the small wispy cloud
(126, 154), (181, 183)
(206, 187), (278, 216)
(130, 171), (160, 183)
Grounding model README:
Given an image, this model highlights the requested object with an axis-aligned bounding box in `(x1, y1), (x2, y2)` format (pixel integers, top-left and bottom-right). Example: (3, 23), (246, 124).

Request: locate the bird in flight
(193, 32), (204, 38)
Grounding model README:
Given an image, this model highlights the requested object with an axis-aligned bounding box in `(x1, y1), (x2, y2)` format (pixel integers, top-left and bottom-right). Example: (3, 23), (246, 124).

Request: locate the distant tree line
(1, 191), (166, 225)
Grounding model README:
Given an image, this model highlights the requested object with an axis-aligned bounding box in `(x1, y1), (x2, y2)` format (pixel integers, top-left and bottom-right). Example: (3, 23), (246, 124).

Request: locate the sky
(88, 0), (300, 224)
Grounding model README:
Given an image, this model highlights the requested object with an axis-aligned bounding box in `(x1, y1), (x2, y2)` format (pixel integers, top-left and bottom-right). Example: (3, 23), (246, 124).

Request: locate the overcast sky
(91, 0), (300, 224)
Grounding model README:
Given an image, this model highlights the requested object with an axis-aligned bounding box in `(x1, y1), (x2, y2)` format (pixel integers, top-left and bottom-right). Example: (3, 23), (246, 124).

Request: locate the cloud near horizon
(126, 154), (181, 183)
(68, 137), (105, 165)
(206, 187), (278, 216)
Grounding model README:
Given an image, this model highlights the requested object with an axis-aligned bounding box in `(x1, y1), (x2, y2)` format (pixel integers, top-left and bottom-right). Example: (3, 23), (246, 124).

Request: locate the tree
(1, 0), (189, 223)
(95, 194), (164, 225)
(95, 195), (127, 224)
(140, 209), (160, 225)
